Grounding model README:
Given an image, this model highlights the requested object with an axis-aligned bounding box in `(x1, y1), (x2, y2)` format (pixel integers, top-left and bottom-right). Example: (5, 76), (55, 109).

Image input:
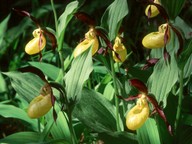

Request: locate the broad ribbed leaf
(64, 48), (93, 102)
(57, 1), (79, 50)
(148, 56), (178, 106)
(137, 118), (161, 144)
(29, 62), (60, 80)
(73, 88), (123, 132)
(101, 0), (128, 40)
(0, 132), (41, 144)
(0, 104), (38, 131)
(160, 0), (186, 20)
(3, 71), (45, 102)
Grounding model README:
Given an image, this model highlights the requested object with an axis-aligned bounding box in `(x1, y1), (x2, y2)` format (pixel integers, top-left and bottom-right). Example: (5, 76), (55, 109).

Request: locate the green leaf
(3, 71), (45, 102)
(29, 62), (60, 80)
(0, 14), (10, 44)
(57, 1), (79, 50)
(101, 0), (128, 40)
(0, 132), (41, 144)
(73, 88), (123, 132)
(148, 57), (179, 106)
(98, 131), (138, 144)
(64, 48), (93, 102)
(0, 72), (7, 93)
(137, 118), (161, 144)
(0, 104), (38, 131)
(160, 0), (186, 20)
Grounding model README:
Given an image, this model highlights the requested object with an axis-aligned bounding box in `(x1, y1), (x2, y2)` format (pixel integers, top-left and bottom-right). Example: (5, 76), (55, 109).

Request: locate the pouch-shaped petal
(126, 98), (149, 130)
(27, 94), (52, 119)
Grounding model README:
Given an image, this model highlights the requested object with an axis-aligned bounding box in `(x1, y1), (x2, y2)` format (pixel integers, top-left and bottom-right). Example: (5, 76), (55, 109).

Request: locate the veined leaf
(3, 71), (45, 102)
(73, 88), (124, 132)
(137, 118), (161, 144)
(101, 0), (128, 40)
(148, 56), (179, 106)
(57, 1), (79, 50)
(0, 104), (38, 131)
(0, 14), (10, 44)
(64, 47), (93, 103)
(0, 132), (41, 144)
(160, 0), (186, 20)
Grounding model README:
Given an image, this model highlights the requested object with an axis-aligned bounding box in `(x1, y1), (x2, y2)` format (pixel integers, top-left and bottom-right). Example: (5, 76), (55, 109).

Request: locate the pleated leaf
(3, 71), (45, 102)
(64, 47), (93, 103)
(0, 14), (10, 47)
(73, 88), (123, 132)
(101, 0), (128, 40)
(148, 56), (178, 107)
(137, 118), (161, 144)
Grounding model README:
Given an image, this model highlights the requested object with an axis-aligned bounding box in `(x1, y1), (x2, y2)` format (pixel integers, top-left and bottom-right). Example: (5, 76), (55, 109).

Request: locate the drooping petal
(129, 79), (148, 94)
(74, 12), (95, 26)
(147, 94), (173, 135)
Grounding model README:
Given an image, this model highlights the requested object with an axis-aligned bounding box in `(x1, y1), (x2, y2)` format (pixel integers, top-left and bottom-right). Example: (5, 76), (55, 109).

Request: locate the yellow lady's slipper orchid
(73, 28), (99, 58)
(25, 28), (46, 55)
(142, 23), (170, 49)
(27, 94), (52, 119)
(112, 36), (127, 62)
(126, 94), (149, 130)
(145, 0), (160, 18)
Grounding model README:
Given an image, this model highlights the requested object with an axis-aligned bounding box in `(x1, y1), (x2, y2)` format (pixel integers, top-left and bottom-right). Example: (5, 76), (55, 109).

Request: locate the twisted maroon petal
(129, 79), (148, 94)
(147, 95), (173, 135)
(118, 95), (140, 101)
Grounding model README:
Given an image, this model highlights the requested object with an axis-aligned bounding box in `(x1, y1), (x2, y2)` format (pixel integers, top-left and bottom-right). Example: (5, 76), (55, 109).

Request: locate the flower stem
(174, 67), (184, 134)
(50, 0), (58, 32)
(109, 53), (121, 132)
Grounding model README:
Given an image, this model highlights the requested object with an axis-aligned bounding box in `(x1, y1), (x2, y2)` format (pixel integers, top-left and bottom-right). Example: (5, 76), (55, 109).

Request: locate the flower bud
(27, 94), (52, 119)
(25, 28), (46, 55)
(126, 94), (149, 130)
(73, 28), (99, 58)
(142, 23), (170, 49)
(145, 0), (160, 18)
(112, 36), (127, 62)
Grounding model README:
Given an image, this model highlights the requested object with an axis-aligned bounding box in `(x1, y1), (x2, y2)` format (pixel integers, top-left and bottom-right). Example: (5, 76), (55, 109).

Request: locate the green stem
(174, 67), (184, 133)
(50, 0), (58, 32)
(109, 53), (121, 132)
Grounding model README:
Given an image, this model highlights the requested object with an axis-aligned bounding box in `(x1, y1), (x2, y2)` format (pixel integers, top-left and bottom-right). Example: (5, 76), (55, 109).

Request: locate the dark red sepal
(147, 94), (173, 135)
(74, 12), (95, 26)
(129, 79), (148, 94)
(12, 8), (40, 27)
(142, 58), (159, 70)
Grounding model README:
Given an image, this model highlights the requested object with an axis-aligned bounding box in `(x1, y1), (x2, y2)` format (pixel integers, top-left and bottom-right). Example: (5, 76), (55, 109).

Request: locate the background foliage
(0, 0), (192, 144)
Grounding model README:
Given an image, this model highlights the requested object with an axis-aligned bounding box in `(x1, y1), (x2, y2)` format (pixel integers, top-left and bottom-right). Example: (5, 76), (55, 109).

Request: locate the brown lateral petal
(42, 28), (57, 50)
(147, 95), (173, 135)
(129, 79), (148, 94)
(118, 95), (140, 101)
(142, 58), (159, 70)
(12, 8), (40, 27)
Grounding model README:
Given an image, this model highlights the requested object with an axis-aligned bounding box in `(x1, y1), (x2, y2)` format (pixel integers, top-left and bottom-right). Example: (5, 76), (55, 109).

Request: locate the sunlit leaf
(64, 47), (93, 103)
(148, 56), (179, 106)
(101, 0), (128, 40)
(0, 14), (10, 46)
